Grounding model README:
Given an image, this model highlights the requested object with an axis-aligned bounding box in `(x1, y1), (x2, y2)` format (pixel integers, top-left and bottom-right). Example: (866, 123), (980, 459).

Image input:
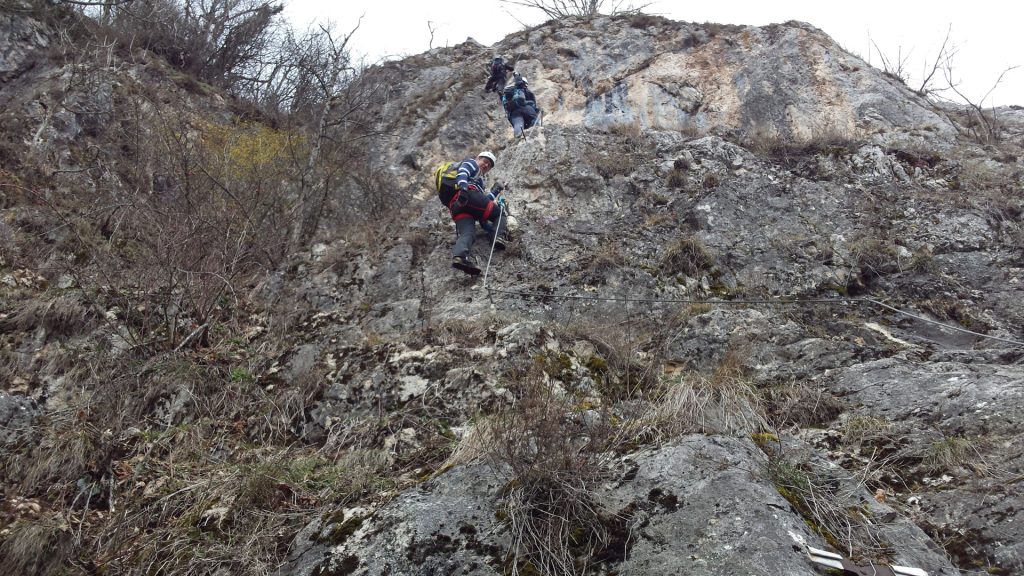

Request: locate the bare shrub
(31, 96), (298, 352)
(103, 0), (285, 89)
(499, 0), (649, 19)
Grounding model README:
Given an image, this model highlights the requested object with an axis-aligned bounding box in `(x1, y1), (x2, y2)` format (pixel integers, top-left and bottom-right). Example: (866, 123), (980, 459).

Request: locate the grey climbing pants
(510, 115), (526, 137)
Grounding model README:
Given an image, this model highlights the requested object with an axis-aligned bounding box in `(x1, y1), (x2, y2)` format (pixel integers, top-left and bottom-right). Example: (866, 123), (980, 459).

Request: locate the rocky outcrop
(268, 13), (1022, 576)
(283, 436), (962, 576)
(0, 391), (36, 448)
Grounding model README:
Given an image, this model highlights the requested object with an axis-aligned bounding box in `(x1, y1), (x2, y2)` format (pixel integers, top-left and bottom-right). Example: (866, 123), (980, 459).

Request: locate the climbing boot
(452, 256), (481, 275)
(492, 236), (508, 251)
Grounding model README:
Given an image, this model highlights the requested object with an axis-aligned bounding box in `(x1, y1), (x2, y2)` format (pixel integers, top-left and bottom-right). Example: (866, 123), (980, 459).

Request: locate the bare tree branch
(916, 24), (956, 96)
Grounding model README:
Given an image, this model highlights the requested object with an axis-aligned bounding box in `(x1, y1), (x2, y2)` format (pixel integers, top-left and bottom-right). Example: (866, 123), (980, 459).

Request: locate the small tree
(102, 0), (285, 89)
(871, 25), (1018, 144)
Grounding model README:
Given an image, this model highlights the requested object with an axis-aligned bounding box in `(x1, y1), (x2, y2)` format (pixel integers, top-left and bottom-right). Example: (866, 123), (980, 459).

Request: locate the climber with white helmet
(435, 151), (509, 275)
(502, 73), (540, 138)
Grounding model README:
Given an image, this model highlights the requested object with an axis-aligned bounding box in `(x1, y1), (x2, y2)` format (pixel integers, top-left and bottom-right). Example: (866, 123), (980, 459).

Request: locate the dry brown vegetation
(0, 3), (410, 574)
(661, 235), (714, 277)
(487, 374), (613, 576)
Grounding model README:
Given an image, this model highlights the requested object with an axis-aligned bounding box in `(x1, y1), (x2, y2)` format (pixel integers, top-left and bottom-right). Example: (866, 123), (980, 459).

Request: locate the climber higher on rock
(502, 73), (540, 138)
(484, 56), (514, 94)
(434, 151), (509, 275)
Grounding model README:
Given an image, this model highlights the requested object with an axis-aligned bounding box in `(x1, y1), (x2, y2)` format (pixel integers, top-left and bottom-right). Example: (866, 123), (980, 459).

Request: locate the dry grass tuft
(651, 372), (766, 436)
(922, 436), (985, 475)
(423, 315), (494, 347)
(587, 241), (626, 274)
(661, 236), (714, 277)
(0, 293), (95, 337)
(762, 379), (844, 429)
(0, 520), (74, 576)
(840, 415), (892, 445)
(765, 457), (895, 560)
(743, 123), (859, 169)
(558, 319), (664, 400)
(486, 375), (614, 576)
(646, 345), (767, 437)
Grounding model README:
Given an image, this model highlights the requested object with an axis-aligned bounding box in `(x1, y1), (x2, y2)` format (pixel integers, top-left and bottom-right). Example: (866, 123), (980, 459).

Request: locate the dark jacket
(502, 84), (538, 124)
(485, 59), (514, 92)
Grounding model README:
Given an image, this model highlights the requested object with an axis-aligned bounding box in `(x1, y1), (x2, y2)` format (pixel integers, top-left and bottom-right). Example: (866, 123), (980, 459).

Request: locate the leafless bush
(97, 0), (284, 90)
(500, 0), (649, 19)
(289, 46), (396, 245)
(27, 88), (299, 351)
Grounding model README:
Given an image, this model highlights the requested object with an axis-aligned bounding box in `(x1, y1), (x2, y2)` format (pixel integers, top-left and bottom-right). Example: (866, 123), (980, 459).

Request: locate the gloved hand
(490, 182), (505, 196)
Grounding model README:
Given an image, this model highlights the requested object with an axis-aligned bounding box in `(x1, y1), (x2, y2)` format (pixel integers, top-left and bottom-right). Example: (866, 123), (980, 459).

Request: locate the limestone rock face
(268, 13), (1022, 576)
(0, 391), (37, 448)
(266, 14), (1022, 576)
(0, 7), (50, 79)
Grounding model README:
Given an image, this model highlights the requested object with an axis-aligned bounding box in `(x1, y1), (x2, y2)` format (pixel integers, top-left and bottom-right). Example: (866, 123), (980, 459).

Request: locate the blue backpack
(512, 87), (527, 108)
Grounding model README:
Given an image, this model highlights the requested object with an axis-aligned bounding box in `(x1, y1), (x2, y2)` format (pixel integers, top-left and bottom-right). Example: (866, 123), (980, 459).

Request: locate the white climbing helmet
(478, 150), (497, 168)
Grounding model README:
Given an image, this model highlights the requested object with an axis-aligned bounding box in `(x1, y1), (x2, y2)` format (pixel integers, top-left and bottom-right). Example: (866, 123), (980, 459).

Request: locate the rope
(480, 209), (1024, 348)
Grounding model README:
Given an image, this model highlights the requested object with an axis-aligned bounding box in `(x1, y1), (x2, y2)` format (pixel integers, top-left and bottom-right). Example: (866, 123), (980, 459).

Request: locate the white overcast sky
(285, 0), (1023, 106)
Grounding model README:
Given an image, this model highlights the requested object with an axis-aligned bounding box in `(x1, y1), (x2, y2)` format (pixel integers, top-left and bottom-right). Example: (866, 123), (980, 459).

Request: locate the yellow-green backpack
(433, 161), (460, 193)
